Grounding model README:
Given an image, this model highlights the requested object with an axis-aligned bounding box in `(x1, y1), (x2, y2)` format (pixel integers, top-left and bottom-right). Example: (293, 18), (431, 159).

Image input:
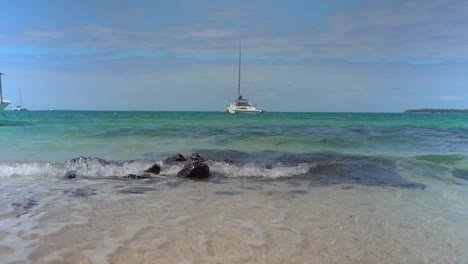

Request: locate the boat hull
(232, 110), (263, 114)
(12, 106), (27, 111)
(0, 101), (10, 111)
(227, 107), (264, 114)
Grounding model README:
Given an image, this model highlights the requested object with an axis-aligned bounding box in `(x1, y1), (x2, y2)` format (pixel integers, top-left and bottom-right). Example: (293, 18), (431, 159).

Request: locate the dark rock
(64, 188), (97, 198)
(12, 198), (37, 211)
(165, 153), (186, 163)
(224, 159), (233, 164)
(125, 174), (152, 179)
(177, 161), (210, 179)
(214, 191), (243, 196)
(64, 170), (77, 179)
(118, 187), (156, 194)
(188, 153), (206, 161)
(145, 163), (161, 174)
(288, 190), (309, 195)
(12, 198), (38, 217)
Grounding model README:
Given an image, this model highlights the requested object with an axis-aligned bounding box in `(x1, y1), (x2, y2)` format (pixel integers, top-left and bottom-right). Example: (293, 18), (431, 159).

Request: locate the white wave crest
(0, 162), (64, 178)
(0, 159), (316, 179)
(64, 157), (160, 177)
(208, 161), (314, 178)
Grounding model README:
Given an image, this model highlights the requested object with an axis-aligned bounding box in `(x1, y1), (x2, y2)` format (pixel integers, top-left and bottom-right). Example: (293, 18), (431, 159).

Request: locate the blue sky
(1, 0), (467, 112)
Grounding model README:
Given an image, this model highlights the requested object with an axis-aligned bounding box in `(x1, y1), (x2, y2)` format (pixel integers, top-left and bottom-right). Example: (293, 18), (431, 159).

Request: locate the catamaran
(12, 88), (27, 111)
(0, 73), (11, 111)
(227, 41), (264, 114)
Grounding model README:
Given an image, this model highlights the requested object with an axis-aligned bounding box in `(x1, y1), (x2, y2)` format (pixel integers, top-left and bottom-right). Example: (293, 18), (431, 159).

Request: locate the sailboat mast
(237, 40), (241, 98)
(0, 73), (4, 104)
(19, 88), (23, 105)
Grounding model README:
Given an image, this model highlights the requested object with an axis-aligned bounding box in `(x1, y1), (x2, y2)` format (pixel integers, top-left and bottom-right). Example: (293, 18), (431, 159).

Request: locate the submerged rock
(177, 161), (210, 179)
(165, 153), (186, 163)
(12, 198), (38, 218)
(165, 153), (208, 164)
(187, 153), (206, 162)
(125, 174), (153, 179)
(64, 188), (97, 198)
(145, 163), (161, 174)
(12, 198), (37, 211)
(453, 169), (468, 181)
(64, 170), (77, 179)
(118, 187), (156, 194)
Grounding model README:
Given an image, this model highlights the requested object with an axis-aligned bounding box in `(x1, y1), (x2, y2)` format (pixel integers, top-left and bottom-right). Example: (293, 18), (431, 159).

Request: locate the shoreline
(1, 176), (466, 263)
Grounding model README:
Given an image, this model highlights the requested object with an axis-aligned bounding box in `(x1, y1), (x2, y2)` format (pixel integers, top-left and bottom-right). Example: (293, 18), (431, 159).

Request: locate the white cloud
(4, 0), (468, 111)
(307, 0), (468, 61)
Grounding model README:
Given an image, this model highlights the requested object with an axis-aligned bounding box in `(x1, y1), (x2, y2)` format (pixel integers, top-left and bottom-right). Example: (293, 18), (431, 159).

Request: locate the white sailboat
(0, 73), (11, 111)
(12, 88), (27, 111)
(227, 41), (264, 114)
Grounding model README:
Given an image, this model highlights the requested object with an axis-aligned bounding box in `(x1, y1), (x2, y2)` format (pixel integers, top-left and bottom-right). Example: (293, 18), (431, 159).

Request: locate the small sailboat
(12, 88), (27, 111)
(0, 73), (11, 112)
(227, 41), (264, 114)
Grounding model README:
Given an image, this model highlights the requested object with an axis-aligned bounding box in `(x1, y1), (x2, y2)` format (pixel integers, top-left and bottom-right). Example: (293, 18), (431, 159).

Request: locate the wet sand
(0, 176), (467, 264)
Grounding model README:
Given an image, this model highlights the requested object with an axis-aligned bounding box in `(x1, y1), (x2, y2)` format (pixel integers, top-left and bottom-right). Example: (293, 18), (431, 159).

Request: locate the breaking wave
(0, 162), (65, 178)
(0, 158), (314, 179)
(1, 152), (450, 189)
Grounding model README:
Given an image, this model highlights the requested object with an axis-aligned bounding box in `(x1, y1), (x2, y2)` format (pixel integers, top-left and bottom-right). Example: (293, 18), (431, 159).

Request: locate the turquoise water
(1, 111), (468, 180)
(1, 110), (468, 187)
(1, 111), (468, 262)
(2, 111), (468, 160)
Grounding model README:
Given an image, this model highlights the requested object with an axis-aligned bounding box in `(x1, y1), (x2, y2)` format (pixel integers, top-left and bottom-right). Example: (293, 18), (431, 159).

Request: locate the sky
(1, 0), (467, 112)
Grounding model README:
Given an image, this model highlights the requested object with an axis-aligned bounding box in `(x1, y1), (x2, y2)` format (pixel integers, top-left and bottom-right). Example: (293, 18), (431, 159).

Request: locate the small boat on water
(12, 88), (27, 111)
(12, 105), (27, 111)
(227, 41), (264, 114)
(227, 96), (263, 114)
(0, 73), (11, 112)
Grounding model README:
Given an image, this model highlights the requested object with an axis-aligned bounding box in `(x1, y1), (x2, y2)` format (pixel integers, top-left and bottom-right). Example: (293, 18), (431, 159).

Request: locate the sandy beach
(1, 174), (466, 264)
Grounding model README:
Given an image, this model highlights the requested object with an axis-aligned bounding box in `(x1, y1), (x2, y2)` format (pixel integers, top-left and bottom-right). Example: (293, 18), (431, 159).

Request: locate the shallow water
(0, 176), (466, 263)
(1, 111), (468, 263)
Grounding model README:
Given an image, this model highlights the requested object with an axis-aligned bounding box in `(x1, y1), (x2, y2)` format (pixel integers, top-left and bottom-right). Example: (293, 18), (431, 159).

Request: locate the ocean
(1, 111), (467, 263)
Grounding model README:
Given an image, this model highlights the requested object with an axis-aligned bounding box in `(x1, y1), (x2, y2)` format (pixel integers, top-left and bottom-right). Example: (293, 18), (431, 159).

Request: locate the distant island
(405, 109), (468, 113)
